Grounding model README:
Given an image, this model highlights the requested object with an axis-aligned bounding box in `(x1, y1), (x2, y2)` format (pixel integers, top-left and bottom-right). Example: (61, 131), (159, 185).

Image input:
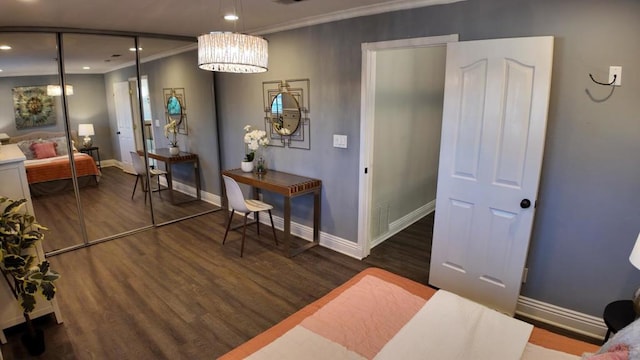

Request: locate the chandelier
(198, 32), (268, 73)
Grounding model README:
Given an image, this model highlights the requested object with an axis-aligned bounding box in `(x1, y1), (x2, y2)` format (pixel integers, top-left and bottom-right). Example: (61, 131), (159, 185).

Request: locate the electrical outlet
(609, 66), (622, 86)
(155, 119), (160, 127)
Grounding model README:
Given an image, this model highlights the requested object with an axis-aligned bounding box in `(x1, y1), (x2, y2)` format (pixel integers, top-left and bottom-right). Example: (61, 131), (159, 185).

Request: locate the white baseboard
(516, 296), (607, 340)
(370, 200), (435, 249)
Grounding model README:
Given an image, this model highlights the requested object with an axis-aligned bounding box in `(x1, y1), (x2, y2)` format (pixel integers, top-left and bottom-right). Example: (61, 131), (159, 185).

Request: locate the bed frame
(8, 130), (100, 196)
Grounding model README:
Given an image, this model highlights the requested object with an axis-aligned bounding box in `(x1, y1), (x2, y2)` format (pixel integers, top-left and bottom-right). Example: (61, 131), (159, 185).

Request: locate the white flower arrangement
(243, 125), (269, 162)
(164, 120), (178, 147)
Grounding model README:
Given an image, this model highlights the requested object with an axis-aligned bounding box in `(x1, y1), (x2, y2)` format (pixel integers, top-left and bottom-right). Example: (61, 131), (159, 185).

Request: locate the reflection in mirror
(63, 33), (155, 244)
(270, 92), (301, 136)
(0, 32), (85, 253)
(138, 37), (220, 224)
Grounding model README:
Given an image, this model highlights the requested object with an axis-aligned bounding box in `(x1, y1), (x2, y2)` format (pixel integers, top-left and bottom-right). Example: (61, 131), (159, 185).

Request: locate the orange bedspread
(220, 268), (599, 359)
(25, 153), (100, 184)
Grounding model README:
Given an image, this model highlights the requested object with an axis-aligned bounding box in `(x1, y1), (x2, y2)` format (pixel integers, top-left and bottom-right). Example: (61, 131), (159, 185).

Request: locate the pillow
(30, 141), (57, 159)
(583, 344), (629, 359)
(585, 317), (640, 359)
(49, 136), (70, 156)
(16, 139), (37, 159)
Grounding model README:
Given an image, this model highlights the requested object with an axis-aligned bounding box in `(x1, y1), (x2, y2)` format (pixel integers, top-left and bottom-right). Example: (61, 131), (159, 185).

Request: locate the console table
(222, 169), (322, 257)
(145, 148), (201, 205)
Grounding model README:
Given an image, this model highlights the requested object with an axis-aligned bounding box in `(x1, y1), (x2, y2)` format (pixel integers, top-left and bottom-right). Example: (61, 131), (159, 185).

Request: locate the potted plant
(0, 196), (60, 356)
(164, 119), (179, 155)
(242, 125), (269, 173)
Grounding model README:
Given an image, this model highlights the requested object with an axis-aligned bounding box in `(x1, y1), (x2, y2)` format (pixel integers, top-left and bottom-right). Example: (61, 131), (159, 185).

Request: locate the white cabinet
(0, 144), (63, 344)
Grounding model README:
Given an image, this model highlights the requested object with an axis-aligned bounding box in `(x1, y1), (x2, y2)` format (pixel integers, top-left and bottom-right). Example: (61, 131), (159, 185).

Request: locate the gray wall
(105, 49), (220, 194)
(371, 46), (444, 236)
(215, 0), (640, 317)
(0, 74), (111, 155)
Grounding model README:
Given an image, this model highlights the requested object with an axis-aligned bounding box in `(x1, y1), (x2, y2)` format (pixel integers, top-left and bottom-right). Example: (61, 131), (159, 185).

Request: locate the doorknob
(116, 131), (121, 135)
(520, 199), (531, 209)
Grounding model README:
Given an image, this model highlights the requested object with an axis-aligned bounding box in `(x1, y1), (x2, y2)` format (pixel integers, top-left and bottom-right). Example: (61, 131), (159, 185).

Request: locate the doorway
(357, 34), (458, 259)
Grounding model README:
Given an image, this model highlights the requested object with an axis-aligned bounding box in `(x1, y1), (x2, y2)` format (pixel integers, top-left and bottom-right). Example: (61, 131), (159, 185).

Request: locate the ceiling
(0, 0), (459, 77)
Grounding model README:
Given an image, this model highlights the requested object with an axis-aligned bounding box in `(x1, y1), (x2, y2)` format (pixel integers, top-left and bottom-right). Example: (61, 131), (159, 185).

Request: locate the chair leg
(255, 211), (260, 236)
(157, 176), (162, 199)
(241, 213), (249, 257)
(223, 210), (235, 245)
(268, 210), (278, 246)
(131, 176), (140, 199)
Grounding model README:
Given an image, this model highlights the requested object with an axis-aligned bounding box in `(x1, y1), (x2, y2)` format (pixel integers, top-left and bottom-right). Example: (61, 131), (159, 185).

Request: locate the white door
(429, 36), (554, 315)
(114, 81), (136, 173)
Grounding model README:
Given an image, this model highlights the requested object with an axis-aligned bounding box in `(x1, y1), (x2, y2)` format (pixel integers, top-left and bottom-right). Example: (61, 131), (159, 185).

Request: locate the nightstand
(603, 300), (636, 341)
(80, 146), (101, 169)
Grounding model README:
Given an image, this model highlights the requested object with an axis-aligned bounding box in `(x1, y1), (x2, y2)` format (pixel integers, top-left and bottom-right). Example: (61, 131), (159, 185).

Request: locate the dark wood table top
(222, 168), (321, 197)
(144, 148), (198, 162)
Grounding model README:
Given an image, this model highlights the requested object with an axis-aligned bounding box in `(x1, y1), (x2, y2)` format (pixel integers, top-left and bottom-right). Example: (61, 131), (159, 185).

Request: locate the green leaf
(41, 282), (56, 300)
(24, 281), (37, 294)
(20, 293), (36, 313)
(2, 254), (26, 270)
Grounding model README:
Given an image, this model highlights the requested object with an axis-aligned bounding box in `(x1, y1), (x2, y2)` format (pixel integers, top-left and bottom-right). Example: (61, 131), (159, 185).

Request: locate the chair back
(223, 175), (250, 213)
(130, 151), (148, 176)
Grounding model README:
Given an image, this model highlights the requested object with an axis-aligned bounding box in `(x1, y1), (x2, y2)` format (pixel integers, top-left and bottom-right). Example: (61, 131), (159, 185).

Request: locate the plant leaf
(41, 282), (56, 300)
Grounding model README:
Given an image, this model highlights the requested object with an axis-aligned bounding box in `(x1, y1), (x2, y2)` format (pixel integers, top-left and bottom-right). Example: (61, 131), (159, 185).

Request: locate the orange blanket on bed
(220, 268), (599, 359)
(25, 153), (100, 184)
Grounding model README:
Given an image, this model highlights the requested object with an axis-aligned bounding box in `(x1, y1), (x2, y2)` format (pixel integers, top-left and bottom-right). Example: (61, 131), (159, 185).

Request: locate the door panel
(429, 36), (554, 315)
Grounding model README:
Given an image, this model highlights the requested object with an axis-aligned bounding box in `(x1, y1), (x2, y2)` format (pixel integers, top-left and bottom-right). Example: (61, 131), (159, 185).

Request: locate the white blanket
(374, 290), (533, 360)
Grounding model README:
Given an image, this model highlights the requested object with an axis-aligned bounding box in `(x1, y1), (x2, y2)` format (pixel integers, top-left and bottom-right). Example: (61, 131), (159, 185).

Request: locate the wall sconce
(78, 124), (95, 148)
(46, 84), (74, 96)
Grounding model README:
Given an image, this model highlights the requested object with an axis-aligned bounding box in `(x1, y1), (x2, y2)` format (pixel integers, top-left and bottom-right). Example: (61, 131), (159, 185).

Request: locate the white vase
(241, 161), (254, 172)
(169, 146), (180, 155)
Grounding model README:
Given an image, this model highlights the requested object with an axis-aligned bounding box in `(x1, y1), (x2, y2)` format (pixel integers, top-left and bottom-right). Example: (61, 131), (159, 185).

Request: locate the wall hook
(589, 73), (616, 86)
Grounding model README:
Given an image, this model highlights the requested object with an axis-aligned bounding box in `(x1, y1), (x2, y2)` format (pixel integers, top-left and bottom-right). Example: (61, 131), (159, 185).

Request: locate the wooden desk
(222, 168), (322, 257)
(145, 148), (201, 204)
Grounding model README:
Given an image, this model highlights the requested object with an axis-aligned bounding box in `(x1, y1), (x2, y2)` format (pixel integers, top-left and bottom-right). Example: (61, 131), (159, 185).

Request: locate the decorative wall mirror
(270, 92), (301, 136)
(263, 79), (310, 149)
(163, 87), (187, 134)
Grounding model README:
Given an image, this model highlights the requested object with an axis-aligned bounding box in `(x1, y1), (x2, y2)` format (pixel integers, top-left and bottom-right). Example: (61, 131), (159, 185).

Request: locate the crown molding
(251, 0), (466, 36)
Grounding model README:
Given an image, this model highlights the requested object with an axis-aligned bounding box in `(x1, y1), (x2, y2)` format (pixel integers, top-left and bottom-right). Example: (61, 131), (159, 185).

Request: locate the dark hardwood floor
(0, 208), (597, 359)
(32, 166), (218, 253)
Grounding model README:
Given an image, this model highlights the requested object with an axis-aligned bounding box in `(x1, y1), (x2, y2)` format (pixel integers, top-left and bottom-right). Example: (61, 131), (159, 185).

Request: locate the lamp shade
(78, 124), (94, 137)
(198, 32), (268, 73)
(629, 232), (640, 270)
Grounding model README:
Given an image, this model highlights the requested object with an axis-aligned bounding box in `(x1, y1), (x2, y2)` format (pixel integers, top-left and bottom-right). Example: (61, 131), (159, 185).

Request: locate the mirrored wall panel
(0, 30), (220, 255)
(0, 32), (85, 253)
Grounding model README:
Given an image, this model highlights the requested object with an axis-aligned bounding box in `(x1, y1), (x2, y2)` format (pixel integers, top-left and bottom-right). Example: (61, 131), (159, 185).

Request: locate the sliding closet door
(137, 37), (220, 224)
(62, 33), (153, 242)
(0, 32), (85, 253)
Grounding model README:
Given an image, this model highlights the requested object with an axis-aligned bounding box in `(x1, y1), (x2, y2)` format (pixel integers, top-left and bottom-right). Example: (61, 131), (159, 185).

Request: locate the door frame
(357, 34), (458, 259)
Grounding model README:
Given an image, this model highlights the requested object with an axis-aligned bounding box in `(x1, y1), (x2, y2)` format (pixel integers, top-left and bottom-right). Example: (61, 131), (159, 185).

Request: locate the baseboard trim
(370, 200), (435, 249)
(516, 296), (607, 340)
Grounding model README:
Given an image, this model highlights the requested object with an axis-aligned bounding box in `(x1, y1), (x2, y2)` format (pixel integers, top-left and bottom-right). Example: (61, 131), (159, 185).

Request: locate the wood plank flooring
(0, 207), (598, 359)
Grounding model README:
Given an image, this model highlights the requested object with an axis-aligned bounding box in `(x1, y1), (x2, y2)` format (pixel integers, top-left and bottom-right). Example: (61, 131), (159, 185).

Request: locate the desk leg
(194, 159), (201, 200)
(166, 163), (174, 204)
(313, 189), (320, 245)
(284, 196), (292, 257)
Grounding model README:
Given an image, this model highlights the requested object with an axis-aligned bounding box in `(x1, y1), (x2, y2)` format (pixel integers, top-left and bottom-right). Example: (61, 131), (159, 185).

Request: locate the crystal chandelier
(198, 32), (268, 73)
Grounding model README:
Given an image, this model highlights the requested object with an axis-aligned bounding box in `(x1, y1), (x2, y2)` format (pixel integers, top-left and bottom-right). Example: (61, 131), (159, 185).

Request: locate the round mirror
(270, 92), (301, 136)
(166, 95), (183, 125)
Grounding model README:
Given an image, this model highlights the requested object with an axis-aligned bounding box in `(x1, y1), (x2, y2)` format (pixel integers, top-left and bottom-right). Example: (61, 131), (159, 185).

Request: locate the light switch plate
(155, 119), (160, 127)
(333, 134), (347, 148)
(609, 66), (622, 86)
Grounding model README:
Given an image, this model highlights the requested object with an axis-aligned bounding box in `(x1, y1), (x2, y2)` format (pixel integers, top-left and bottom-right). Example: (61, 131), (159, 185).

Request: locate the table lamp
(628, 232), (640, 314)
(78, 124), (95, 148)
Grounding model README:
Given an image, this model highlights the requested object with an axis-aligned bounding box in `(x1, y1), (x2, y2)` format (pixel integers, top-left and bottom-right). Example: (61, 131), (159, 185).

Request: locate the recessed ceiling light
(0, 69), (3, 72)
(129, 47), (142, 52)
(83, 66), (91, 70)
(224, 14), (239, 21)
(0, 45), (11, 50)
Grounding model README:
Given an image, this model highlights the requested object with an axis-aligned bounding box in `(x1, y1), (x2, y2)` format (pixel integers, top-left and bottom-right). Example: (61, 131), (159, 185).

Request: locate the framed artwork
(12, 86), (57, 129)
(163, 88), (187, 135)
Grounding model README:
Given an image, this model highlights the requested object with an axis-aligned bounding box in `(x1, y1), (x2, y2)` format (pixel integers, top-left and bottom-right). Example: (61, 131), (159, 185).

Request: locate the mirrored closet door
(0, 30), (220, 255)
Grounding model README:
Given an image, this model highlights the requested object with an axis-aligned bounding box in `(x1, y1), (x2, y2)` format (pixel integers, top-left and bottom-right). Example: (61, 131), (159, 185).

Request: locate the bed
(8, 131), (101, 196)
(220, 268), (617, 360)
